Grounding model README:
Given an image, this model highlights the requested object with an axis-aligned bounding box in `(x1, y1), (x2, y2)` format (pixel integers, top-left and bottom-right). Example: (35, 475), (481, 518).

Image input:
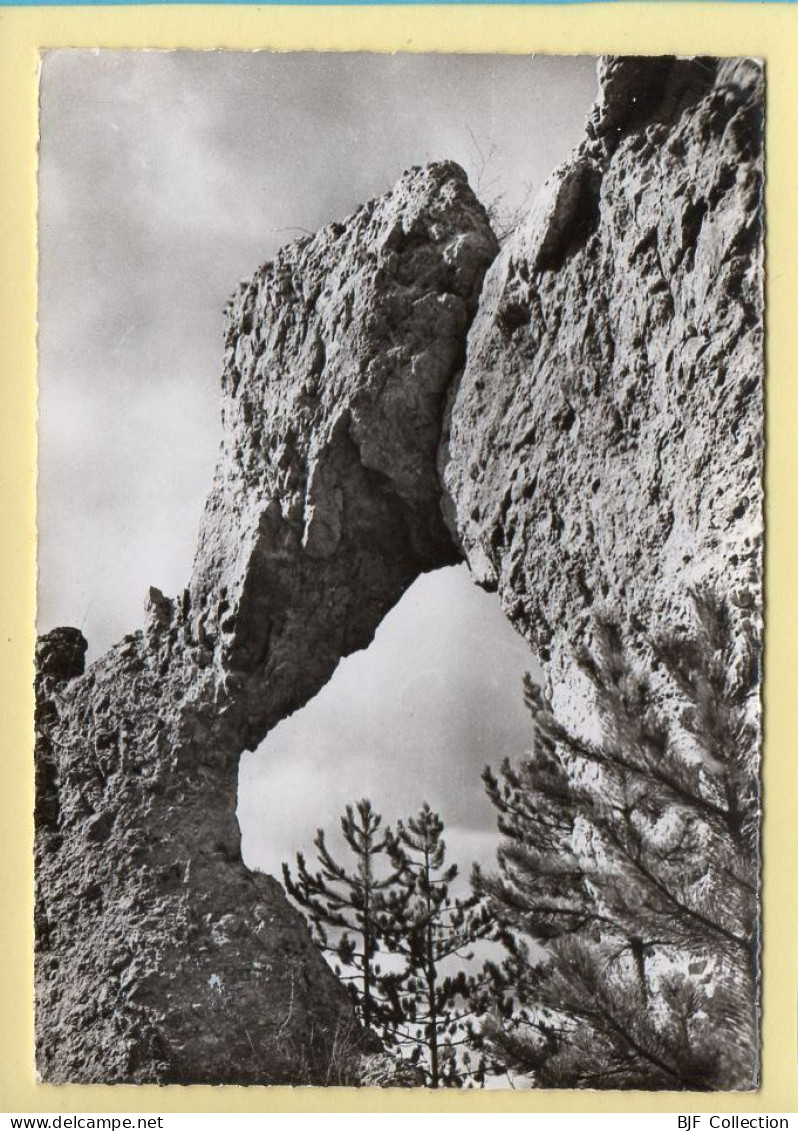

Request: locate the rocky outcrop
(443, 56), (764, 686)
(188, 162), (497, 751)
(34, 163), (497, 1084)
(35, 58), (763, 1085)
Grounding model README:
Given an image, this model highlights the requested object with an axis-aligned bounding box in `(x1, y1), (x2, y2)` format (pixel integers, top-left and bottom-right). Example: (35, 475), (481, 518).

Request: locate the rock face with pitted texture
(442, 57), (764, 688)
(189, 162), (497, 752)
(34, 163), (497, 1084)
(35, 58), (763, 1085)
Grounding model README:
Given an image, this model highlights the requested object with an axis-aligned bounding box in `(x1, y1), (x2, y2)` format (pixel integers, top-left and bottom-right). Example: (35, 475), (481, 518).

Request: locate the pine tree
(282, 798), (401, 1035)
(382, 803), (487, 1087)
(474, 590), (760, 1089)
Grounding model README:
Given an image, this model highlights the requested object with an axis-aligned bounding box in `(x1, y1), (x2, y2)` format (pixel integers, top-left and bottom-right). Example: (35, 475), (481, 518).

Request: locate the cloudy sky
(38, 50), (597, 878)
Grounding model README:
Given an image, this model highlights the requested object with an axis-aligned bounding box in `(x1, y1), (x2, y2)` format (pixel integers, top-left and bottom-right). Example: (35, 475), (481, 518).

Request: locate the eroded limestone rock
(34, 57), (764, 1086)
(442, 57), (764, 685)
(189, 161), (497, 751)
(34, 162), (497, 1084)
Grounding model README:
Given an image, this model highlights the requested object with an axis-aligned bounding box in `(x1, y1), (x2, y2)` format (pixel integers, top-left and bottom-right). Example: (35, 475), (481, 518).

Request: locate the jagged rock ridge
(35, 58), (763, 1085)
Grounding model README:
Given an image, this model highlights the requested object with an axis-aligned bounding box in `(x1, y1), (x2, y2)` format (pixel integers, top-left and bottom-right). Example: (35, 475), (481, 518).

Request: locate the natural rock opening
(35, 161), (501, 1084)
(34, 55), (763, 1086)
(237, 562), (540, 887)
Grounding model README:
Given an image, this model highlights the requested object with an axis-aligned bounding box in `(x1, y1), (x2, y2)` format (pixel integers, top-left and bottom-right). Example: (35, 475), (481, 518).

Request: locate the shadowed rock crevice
(34, 58), (764, 1085)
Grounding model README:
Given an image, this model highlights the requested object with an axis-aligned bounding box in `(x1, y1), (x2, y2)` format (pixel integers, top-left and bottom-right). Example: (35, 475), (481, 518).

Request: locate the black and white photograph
(34, 50), (764, 1090)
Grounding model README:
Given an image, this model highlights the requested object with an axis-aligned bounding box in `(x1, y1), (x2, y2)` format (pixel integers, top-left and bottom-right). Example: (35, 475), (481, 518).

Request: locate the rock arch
(34, 56), (763, 1084)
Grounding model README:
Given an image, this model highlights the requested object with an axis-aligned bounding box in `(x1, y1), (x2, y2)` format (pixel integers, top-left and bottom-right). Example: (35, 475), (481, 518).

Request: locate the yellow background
(1, 2), (796, 1113)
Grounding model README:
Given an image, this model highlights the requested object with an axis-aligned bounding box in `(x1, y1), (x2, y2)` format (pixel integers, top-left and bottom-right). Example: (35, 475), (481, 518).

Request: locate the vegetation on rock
(381, 805), (487, 1087)
(472, 592), (760, 1089)
(284, 801), (487, 1086)
(282, 799), (402, 1039)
